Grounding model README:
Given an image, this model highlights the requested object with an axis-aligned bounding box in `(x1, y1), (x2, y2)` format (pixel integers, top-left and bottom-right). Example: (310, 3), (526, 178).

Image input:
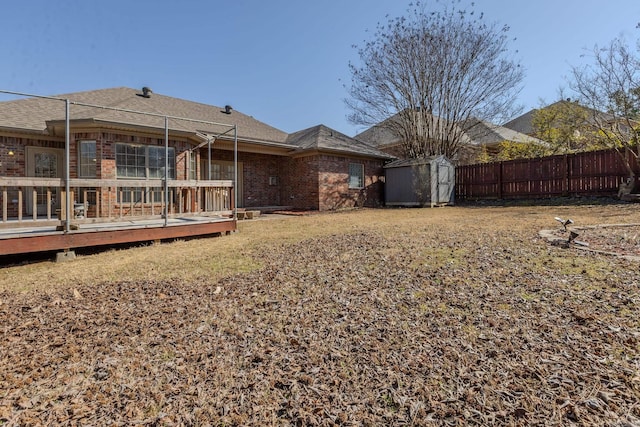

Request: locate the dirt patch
(541, 224), (640, 260)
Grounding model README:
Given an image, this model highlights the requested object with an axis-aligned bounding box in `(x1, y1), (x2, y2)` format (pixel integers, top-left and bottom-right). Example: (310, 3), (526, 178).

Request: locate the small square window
(348, 163), (364, 189)
(269, 176), (278, 186)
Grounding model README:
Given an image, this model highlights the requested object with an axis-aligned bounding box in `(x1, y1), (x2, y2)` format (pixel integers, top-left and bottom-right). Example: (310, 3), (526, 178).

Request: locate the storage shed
(384, 156), (455, 207)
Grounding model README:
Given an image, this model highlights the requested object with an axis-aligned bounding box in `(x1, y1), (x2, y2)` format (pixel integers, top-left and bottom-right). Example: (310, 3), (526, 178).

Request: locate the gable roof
(501, 100), (620, 136)
(354, 122), (404, 148)
(355, 112), (540, 149)
(287, 124), (392, 159)
(502, 109), (537, 135)
(0, 87), (396, 160)
(461, 118), (545, 146)
(354, 111), (469, 148)
(0, 87), (289, 144)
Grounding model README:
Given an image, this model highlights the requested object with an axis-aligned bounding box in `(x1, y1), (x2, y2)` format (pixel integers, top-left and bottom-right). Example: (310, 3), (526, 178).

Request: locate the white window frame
(188, 151), (197, 180)
(78, 140), (97, 178)
(348, 162), (364, 189)
(115, 143), (176, 179)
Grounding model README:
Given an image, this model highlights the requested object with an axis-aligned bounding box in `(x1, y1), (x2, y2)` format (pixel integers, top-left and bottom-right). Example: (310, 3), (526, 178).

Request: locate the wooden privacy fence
(456, 148), (639, 200)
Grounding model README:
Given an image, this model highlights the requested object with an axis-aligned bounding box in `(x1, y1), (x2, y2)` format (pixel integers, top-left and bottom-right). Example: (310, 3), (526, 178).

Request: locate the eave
(289, 147), (393, 161)
(0, 126), (60, 140)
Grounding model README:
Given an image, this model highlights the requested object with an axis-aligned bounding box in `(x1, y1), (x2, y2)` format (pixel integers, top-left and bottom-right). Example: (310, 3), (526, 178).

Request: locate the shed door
(437, 161), (454, 204)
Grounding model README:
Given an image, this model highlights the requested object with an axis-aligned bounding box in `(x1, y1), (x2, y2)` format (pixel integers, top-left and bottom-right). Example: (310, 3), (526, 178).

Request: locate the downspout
(64, 99), (71, 233)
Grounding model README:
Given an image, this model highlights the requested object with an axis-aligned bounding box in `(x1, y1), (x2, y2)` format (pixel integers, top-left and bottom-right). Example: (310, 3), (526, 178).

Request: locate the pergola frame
(0, 89), (239, 231)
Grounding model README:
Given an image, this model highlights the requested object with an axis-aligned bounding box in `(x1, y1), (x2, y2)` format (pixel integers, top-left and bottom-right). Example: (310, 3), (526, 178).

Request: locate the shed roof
(383, 155), (450, 169)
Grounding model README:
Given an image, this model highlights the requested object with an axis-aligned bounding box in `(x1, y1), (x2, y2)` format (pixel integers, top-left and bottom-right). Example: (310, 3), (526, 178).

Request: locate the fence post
(564, 154), (570, 196)
(497, 162), (503, 199)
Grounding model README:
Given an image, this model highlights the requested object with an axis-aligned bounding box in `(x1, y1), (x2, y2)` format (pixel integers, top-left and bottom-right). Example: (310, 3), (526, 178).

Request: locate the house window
(189, 151), (197, 180)
(211, 162), (234, 180)
(118, 186), (164, 204)
(148, 146), (176, 179)
(115, 143), (175, 179)
(348, 163), (364, 189)
(78, 140), (96, 177)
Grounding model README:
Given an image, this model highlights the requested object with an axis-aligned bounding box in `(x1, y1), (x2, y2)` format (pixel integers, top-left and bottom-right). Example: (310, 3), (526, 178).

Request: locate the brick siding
(316, 155), (385, 211)
(1, 131), (387, 217)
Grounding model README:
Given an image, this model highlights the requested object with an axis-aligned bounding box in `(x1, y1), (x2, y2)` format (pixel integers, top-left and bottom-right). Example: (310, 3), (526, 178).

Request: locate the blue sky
(1, 0), (638, 136)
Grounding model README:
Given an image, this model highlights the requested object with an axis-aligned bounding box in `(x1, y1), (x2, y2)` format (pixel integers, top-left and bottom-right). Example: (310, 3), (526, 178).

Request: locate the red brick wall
(192, 150), (386, 211)
(0, 135), (64, 177)
(210, 150), (285, 208)
(316, 155), (385, 211)
(281, 156), (320, 210)
(1, 131), (386, 216)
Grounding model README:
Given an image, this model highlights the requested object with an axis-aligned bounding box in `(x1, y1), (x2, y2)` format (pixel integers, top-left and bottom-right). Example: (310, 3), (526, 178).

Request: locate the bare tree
(569, 37), (640, 185)
(346, 1), (524, 159)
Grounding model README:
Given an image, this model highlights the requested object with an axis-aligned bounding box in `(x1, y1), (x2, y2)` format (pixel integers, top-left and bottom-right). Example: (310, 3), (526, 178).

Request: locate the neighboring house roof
(287, 124), (393, 159)
(354, 122), (404, 148)
(354, 111), (470, 148)
(355, 112), (540, 150)
(0, 87), (289, 144)
(501, 100), (625, 136)
(502, 109), (537, 135)
(461, 118), (545, 146)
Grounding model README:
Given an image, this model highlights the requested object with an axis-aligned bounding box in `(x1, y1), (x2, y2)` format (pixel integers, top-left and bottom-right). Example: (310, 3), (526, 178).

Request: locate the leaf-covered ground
(1, 204), (639, 426)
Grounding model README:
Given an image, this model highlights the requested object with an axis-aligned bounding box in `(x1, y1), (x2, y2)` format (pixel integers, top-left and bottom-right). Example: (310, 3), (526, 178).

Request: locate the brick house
(0, 87), (391, 219)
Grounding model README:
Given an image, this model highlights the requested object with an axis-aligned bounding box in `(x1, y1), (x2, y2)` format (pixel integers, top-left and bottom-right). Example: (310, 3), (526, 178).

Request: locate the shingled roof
(502, 109), (538, 135)
(287, 125), (392, 159)
(0, 87), (289, 144)
(461, 118), (545, 146)
(356, 112), (542, 149)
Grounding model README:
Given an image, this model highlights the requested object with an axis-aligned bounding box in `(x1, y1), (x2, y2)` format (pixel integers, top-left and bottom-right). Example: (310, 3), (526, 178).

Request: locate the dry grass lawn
(1, 202), (639, 425)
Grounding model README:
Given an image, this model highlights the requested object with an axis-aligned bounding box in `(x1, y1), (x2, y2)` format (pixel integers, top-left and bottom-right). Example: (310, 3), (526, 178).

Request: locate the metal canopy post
(234, 125), (238, 220)
(64, 99), (71, 233)
(164, 116), (169, 227)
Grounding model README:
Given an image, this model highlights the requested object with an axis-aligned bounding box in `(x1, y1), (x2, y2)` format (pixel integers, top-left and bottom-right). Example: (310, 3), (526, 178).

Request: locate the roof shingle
(0, 87), (289, 143)
(287, 125), (392, 159)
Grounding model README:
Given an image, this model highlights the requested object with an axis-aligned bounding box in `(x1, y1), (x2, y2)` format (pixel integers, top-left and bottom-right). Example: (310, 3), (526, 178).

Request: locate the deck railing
(0, 177), (234, 227)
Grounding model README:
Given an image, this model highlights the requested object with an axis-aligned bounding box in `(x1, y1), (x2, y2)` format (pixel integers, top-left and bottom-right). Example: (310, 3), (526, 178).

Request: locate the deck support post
(55, 250), (76, 263)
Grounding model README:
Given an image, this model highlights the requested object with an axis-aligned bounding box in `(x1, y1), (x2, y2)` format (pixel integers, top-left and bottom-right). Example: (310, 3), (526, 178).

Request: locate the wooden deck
(0, 177), (237, 257)
(0, 216), (236, 256)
